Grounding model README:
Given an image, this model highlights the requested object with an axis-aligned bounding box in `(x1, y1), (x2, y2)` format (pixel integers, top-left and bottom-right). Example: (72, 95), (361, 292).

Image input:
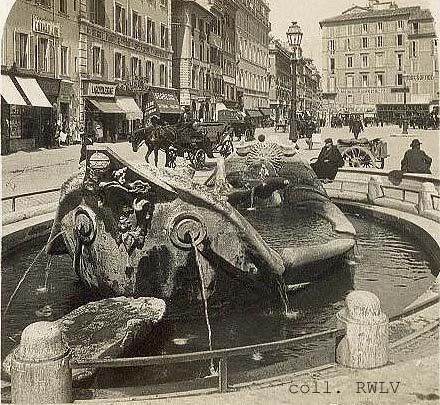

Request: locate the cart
(336, 137), (388, 169)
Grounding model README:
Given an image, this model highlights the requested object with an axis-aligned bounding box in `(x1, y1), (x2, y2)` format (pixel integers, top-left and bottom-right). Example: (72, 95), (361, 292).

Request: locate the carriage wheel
(219, 139), (234, 158)
(191, 149), (206, 169)
(342, 146), (376, 168)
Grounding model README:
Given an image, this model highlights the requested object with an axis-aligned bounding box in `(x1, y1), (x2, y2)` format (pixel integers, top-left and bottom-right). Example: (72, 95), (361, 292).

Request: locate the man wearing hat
(311, 138), (344, 181)
(401, 139), (432, 174)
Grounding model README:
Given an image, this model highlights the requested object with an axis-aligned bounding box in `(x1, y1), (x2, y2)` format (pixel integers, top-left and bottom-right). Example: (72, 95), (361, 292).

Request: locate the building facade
(235, 0), (270, 109)
(269, 39), (321, 121)
(268, 38), (291, 120)
(1, 0), (80, 153)
(78, 0), (174, 139)
(320, 0), (439, 121)
(172, 0), (221, 120)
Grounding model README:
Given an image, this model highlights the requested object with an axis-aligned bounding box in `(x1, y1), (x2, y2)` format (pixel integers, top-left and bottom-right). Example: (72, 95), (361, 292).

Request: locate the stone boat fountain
(45, 138), (356, 311)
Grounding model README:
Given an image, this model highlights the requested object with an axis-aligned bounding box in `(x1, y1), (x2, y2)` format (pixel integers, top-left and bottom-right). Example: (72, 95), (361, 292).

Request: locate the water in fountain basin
(1, 212), (437, 387)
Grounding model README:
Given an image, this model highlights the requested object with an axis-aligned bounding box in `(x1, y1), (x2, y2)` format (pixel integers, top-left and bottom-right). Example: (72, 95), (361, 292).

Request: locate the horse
(130, 125), (178, 167)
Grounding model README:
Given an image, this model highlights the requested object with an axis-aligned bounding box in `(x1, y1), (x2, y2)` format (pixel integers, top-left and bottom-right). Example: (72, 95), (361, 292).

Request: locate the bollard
(367, 176), (384, 203)
(11, 321), (72, 404)
(336, 291), (389, 369)
(418, 182), (437, 214)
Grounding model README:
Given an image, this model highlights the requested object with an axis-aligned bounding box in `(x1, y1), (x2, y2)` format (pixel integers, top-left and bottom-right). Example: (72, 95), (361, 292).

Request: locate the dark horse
(130, 125), (178, 168)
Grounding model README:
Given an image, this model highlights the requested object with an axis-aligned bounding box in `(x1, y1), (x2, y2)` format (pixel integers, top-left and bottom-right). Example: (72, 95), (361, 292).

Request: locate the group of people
(41, 117), (83, 149)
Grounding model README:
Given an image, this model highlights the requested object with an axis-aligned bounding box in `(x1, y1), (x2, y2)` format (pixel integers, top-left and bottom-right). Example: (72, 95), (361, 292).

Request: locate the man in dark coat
(350, 118), (364, 139)
(311, 138), (345, 181)
(401, 139), (432, 174)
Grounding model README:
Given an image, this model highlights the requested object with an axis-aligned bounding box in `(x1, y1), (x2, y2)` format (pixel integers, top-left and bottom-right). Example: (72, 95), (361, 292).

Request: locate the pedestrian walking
(310, 138), (344, 181)
(401, 139), (432, 174)
(350, 118), (364, 140)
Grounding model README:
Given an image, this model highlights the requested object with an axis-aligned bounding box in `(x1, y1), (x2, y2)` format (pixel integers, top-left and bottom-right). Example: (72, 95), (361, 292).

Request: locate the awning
(1, 75), (27, 105)
(88, 98), (124, 114)
(116, 96), (143, 120)
(259, 108), (272, 117)
(15, 76), (52, 108)
(246, 109), (263, 118)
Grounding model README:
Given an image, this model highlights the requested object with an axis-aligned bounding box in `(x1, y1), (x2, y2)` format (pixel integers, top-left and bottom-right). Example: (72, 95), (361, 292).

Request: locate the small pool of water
(1, 211), (437, 388)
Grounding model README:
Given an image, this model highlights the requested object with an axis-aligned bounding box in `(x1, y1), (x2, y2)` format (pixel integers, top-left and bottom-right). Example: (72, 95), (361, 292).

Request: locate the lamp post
(286, 21), (303, 143)
(402, 73), (409, 134)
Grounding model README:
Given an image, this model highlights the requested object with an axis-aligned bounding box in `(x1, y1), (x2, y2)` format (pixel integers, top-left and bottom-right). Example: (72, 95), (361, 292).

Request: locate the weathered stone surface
(45, 146), (285, 308)
(3, 297), (166, 383)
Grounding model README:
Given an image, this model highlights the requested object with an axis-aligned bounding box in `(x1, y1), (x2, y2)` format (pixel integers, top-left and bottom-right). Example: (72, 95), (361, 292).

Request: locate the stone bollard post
(11, 321), (72, 403)
(367, 176), (384, 203)
(418, 182), (437, 214)
(336, 291), (389, 369)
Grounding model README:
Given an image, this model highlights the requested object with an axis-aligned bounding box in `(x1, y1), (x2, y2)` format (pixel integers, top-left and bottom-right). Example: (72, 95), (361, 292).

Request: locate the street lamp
(286, 21), (303, 143)
(402, 73), (409, 134)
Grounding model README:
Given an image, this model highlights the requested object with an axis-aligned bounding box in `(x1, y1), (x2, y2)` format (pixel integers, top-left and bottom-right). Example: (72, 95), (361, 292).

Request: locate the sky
(1, 0), (439, 72)
(269, 0), (440, 70)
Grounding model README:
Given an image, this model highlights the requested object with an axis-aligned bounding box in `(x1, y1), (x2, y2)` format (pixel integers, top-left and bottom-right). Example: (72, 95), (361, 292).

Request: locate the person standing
(350, 118), (364, 140)
(401, 139), (432, 174)
(310, 138), (344, 181)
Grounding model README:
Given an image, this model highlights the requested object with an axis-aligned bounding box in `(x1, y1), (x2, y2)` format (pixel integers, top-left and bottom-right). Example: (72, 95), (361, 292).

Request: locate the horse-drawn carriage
(217, 109), (255, 142)
(130, 121), (234, 169)
(336, 137), (388, 169)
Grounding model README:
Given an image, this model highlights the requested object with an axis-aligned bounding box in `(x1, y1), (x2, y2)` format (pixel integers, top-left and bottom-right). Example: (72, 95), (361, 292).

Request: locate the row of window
(190, 67), (223, 94)
(328, 35), (419, 52)
(238, 70), (268, 93)
(14, 32), (70, 75)
(239, 37), (269, 67)
(325, 20), (420, 37)
(113, 3), (169, 48)
(92, 46), (168, 87)
(331, 72), (412, 89)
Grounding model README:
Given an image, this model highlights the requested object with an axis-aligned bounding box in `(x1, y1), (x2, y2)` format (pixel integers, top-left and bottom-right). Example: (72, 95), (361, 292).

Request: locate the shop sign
(32, 16), (60, 37)
(155, 91), (177, 101)
(406, 74), (434, 81)
(85, 82), (116, 98)
(85, 24), (170, 60)
(116, 76), (149, 93)
(337, 87), (389, 94)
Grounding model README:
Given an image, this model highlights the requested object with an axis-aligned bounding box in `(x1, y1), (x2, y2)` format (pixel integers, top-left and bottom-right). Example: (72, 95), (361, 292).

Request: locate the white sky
(1, 0), (439, 72)
(270, 0), (440, 69)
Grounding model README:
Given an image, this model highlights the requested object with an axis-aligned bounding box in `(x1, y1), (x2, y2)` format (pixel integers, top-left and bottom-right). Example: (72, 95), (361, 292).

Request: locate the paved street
(1, 125), (439, 213)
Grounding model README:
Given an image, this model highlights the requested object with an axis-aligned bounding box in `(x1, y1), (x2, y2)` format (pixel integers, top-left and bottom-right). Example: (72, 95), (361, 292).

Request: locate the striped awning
(15, 76), (52, 108)
(1, 75), (27, 105)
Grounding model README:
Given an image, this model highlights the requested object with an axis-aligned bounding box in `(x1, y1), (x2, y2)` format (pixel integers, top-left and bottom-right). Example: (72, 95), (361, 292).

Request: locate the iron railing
(2, 188), (61, 213)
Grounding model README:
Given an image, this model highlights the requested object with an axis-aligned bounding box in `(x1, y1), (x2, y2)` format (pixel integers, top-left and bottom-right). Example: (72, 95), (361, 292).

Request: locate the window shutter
(49, 39), (55, 73)
(101, 49), (104, 76)
(14, 31), (20, 66)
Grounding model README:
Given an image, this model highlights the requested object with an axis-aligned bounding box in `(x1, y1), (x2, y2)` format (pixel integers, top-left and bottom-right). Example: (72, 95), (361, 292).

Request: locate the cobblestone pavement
(1, 125), (439, 214)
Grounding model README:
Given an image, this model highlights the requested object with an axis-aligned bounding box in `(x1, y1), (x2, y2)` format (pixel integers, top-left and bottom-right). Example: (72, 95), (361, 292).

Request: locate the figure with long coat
(311, 138), (345, 181)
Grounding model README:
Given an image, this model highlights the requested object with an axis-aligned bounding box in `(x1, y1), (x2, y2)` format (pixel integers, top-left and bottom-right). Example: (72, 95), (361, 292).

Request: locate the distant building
(172, 0), (225, 121)
(269, 38), (291, 120)
(235, 0), (271, 110)
(320, 0), (439, 122)
(269, 39), (321, 121)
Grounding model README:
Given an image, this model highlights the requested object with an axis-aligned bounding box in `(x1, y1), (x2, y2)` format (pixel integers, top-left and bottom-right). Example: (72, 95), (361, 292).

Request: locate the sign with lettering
(406, 74), (434, 81)
(32, 16), (60, 37)
(85, 24), (171, 60)
(338, 87), (389, 94)
(85, 82), (116, 98)
(116, 76), (149, 93)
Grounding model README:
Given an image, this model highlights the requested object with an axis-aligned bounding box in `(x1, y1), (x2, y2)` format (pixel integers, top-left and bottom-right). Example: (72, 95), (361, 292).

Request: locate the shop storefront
(376, 103), (430, 123)
(144, 87), (181, 124)
(83, 80), (142, 142)
(1, 74), (53, 153)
